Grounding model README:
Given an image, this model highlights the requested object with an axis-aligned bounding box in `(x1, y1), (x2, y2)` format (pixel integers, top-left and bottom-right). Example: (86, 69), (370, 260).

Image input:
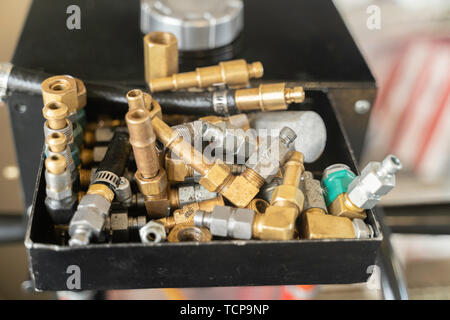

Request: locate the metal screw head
(354, 100), (371, 114)
(279, 127), (297, 145)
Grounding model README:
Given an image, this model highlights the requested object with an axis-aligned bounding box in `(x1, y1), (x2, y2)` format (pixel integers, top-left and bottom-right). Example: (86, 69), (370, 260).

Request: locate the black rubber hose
(95, 128), (131, 189)
(4, 64), (238, 115)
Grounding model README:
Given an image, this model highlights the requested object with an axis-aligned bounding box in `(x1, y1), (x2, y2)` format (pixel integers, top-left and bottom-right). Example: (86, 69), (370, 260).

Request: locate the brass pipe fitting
(46, 132), (76, 181)
(126, 104), (169, 218)
(252, 151), (305, 240)
(246, 198), (269, 214)
(144, 31), (178, 82)
(79, 168), (91, 189)
(80, 148), (93, 167)
(300, 210), (373, 239)
(126, 89), (153, 111)
(151, 102), (260, 208)
(235, 83), (305, 112)
(125, 108), (160, 179)
(199, 114), (250, 130)
(74, 78), (87, 110)
(157, 195), (224, 231)
(328, 193), (366, 220)
(41, 75), (79, 115)
(167, 225), (212, 243)
(148, 59), (263, 92)
(42, 101), (70, 130)
(86, 183), (115, 203)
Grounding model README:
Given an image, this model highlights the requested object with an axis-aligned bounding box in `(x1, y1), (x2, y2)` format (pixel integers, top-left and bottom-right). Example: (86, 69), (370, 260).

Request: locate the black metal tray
(26, 90), (382, 291)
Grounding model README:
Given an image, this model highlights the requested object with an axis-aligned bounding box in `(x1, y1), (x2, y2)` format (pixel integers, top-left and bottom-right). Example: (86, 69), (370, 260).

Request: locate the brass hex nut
(328, 193), (366, 220)
(199, 162), (231, 193)
(135, 169), (168, 196)
(221, 175), (260, 208)
(254, 206), (298, 240)
(41, 76), (78, 114)
(300, 210), (355, 239)
(270, 185), (304, 212)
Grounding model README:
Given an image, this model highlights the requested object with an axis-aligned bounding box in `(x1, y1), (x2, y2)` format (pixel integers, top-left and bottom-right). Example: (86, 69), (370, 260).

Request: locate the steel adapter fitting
(300, 210), (373, 239)
(245, 126), (297, 184)
(158, 195), (224, 231)
(44, 153), (77, 225)
(148, 59), (263, 92)
(140, 220), (166, 244)
(194, 206), (255, 240)
(105, 212), (146, 243)
(252, 151), (305, 240)
(126, 106), (170, 218)
(347, 155), (402, 209)
(144, 31), (178, 83)
(235, 83), (305, 112)
(151, 114), (261, 207)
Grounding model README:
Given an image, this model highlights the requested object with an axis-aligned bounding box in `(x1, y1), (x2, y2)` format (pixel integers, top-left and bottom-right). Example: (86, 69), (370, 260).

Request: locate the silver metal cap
(140, 0), (244, 51)
(0, 62), (13, 103)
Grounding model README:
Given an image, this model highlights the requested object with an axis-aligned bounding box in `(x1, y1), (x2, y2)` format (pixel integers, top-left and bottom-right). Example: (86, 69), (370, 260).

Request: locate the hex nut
(165, 154), (191, 182)
(221, 175), (260, 208)
(270, 184), (304, 212)
(140, 221), (166, 243)
(228, 207), (255, 240)
(41, 76), (79, 113)
(135, 169), (168, 196)
(199, 162), (231, 192)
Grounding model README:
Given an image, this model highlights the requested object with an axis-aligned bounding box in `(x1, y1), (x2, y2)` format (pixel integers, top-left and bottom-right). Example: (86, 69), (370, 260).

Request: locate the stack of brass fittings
(40, 31), (402, 246)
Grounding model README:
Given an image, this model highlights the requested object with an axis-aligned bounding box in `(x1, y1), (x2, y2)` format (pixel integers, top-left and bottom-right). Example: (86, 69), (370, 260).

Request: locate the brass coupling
(148, 59), (263, 92)
(300, 209), (373, 239)
(235, 83), (305, 112)
(252, 151), (305, 240)
(41, 75), (79, 116)
(328, 193), (366, 220)
(125, 107), (160, 179)
(126, 89), (153, 111)
(144, 31), (178, 83)
(157, 195), (224, 231)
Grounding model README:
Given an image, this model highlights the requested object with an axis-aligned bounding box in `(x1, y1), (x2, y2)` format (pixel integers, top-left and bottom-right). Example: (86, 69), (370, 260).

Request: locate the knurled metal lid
(140, 0), (244, 51)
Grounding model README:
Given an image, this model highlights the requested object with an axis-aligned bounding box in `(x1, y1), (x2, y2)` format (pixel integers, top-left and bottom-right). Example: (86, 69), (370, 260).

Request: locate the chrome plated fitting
(140, 220), (166, 243)
(347, 155), (402, 209)
(194, 206), (255, 240)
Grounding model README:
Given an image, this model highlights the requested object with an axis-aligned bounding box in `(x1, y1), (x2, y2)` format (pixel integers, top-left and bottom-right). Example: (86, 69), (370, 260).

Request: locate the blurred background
(0, 0), (449, 299)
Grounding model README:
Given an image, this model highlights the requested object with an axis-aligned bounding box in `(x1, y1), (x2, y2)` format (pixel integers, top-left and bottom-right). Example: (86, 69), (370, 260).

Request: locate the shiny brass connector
(42, 101), (70, 131)
(41, 75), (78, 115)
(199, 114), (250, 130)
(46, 132), (76, 181)
(246, 198), (269, 214)
(328, 193), (366, 220)
(144, 31), (178, 82)
(235, 83), (305, 112)
(167, 225), (212, 243)
(300, 210), (373, 239)
(126, 105), (169, 218)
(126, 89), (153, 111)
(252, 151), (305, 240)
(157, 196), (224, 231)
(148, 59), (263, 92)
(147, 95), (261, 207)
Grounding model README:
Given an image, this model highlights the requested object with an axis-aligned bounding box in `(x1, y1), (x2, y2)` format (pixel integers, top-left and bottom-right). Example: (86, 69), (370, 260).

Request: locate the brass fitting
(246, 198), (269, 214)
(42, 101), (70, 130)
(126, 104), (169, 218)
(126, 89), (153, 111)
(328, 193), (366, 220)
(41, 75), (79, 115)
(83, 130), (95, 148)
(148, 59), (263, 92)
(125, 108), (160, 179)
(86, 183), (115, 203)
(158, 195), (224, 231)
(144, 31), (178, 82)
(235, 83), (305, 112)
(167, 225), (212, 243)
(45, 154), (66, 175)
(252, 151), (305, 240)
(150, 104), (260, 207)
